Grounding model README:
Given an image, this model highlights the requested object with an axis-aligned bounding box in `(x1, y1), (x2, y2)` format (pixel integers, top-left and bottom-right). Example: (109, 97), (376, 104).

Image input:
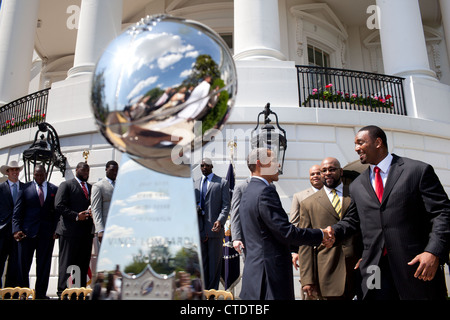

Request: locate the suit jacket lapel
(360, 167), (379, 204)
(341, 185), (351, 216)
(382, 154), (404, 204)
(316, 189), (340, 220)
(205, 174), (216, 197)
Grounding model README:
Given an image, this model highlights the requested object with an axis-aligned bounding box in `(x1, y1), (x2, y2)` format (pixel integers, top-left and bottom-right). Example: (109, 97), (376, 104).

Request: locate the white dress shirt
(323, 182), (344, 206)
(369, 153), (393, 190)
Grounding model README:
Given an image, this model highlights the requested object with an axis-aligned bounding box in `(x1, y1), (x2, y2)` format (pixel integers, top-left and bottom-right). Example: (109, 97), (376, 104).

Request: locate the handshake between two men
(320, 226), (335, 248)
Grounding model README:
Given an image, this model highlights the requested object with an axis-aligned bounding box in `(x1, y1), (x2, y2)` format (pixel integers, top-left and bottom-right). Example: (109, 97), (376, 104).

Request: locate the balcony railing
(0, 88), (49, 136)
(296, 65), (406, 116)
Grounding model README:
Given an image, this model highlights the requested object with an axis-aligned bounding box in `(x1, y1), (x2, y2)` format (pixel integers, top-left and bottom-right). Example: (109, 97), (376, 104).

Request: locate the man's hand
(303, 284), (319, 300)
(77, 210), (90, 221)
(292, 253), (299, 270)
(211, 221), (221, 233)
(321, 226), (335, 248)
(233, 240), (245, 254)
(407, 252), (440, 281)
(13, 231), (26, 242)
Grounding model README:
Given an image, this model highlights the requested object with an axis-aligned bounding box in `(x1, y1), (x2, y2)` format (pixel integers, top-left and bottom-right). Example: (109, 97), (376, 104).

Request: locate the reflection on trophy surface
(90, 15), (237, 299)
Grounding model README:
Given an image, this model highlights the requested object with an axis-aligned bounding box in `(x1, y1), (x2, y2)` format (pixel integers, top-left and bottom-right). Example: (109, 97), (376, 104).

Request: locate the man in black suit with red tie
(326, 125), (450, 300)
(55, 162), (93, 297)
(12, 165), (58, 299)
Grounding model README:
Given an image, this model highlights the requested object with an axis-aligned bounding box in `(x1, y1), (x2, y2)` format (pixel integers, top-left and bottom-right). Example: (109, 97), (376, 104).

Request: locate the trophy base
(93, 154), (204, 300)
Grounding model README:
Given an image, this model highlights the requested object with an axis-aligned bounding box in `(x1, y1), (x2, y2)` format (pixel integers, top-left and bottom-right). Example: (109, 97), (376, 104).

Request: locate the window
(220, 34), (233, 51)
(308, 45), (330, 67)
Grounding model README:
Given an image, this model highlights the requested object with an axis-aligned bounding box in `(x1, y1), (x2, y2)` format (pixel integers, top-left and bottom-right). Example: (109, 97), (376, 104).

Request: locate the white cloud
(180, 69), (193, 78)
(157, 52), (183, 69)
(185, 50), (199, 59)
(127, 76), (158, 101)
(105, 224), (134, 238)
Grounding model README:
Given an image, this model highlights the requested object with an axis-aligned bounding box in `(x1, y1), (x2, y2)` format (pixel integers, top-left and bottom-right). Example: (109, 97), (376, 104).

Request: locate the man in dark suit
(239, 148), (331, 300)
(55, 162), (93, 297)
(194, 158), (230, 290)
(12, 165), (58, 299)
(326, 125), (450, 300)
(0, 160), (25, 287)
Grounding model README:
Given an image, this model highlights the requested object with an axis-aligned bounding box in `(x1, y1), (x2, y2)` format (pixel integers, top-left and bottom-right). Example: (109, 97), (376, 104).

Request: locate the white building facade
(0, 0), (449, 298)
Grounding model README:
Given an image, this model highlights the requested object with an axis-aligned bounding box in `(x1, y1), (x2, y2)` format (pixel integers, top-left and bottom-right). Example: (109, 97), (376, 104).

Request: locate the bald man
(194, 158), (230, 290)
(298, 157), (362, 300)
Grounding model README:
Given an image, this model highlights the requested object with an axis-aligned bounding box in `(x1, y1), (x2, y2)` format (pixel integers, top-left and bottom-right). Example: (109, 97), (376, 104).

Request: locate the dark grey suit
(239, 178), (323, 300)
(333, 154), (450, 299)
(194, 173), (230, 289)
(230, 177), (251, 245)
(55, 178), (93, 295)
(0, 180), (24, 287)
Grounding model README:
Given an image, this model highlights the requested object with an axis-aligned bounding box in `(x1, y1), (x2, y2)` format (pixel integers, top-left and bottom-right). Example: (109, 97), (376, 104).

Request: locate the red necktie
(81, 182), (89, 199)
(375, 166), (388, 255)
(38, 184), (45, 207)
(374, 166), (383, 202)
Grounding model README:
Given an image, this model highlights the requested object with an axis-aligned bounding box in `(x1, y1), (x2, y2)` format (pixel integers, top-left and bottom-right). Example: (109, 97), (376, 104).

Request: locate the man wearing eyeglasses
(194, 158), (230, 290)
(298, 157), (362, 300)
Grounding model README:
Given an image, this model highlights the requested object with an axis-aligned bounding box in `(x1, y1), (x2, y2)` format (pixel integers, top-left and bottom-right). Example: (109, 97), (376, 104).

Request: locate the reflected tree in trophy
(90, 15), (237, 299)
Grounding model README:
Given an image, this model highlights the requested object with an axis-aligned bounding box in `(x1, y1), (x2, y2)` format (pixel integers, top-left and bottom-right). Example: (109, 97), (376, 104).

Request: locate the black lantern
(22, 122), (67, 182)
(251, 103), (287, 174)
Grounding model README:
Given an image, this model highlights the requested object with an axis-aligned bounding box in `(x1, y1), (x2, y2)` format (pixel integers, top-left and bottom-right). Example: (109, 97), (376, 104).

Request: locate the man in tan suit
(290, 165), (323, 274)
(298, 157), (362, 300)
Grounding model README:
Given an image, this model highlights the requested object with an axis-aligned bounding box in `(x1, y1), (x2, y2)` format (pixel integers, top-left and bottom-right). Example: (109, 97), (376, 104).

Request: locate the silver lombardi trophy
(90, 15), (237, 300)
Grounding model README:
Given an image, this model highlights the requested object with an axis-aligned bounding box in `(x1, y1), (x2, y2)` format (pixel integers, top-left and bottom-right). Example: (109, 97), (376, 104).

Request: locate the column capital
(376, 0), (436, 80)
(67, 0), (122, 78)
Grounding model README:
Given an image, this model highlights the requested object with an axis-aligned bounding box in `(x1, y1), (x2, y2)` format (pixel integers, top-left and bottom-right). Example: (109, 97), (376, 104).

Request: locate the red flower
(385, 94), (392, 99)
(325, 83), (333, 89)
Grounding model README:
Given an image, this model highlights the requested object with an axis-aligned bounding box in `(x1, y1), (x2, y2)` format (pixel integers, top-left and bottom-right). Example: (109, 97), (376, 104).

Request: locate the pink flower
(351, 94), (357, 98)
(325, 83), (333, 89)
(373, 96), (379, 100)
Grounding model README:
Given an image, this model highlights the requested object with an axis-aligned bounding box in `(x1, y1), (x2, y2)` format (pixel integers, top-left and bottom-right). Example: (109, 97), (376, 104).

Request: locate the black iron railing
(0, 88), (49, 136)
(296, 65), (407, 115)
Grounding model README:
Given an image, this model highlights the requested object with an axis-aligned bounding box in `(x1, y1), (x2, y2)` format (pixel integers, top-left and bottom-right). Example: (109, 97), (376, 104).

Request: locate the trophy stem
(94, 153), (204, 300)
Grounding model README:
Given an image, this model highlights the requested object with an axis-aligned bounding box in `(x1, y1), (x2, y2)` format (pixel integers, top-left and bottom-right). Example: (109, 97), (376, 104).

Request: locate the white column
(0, 0), (40, 105)
(376, 0), (436, 79)
(67, 0), (122, 78)
(439, 0), (450, 66)
(234, 0), (286, 61)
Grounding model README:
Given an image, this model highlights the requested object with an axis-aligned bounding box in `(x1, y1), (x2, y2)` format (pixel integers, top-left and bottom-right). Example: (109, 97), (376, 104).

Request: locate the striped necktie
(38, 184), (45, 207)
(331, 189), (342, 218)
(81, 181), (89, 199)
